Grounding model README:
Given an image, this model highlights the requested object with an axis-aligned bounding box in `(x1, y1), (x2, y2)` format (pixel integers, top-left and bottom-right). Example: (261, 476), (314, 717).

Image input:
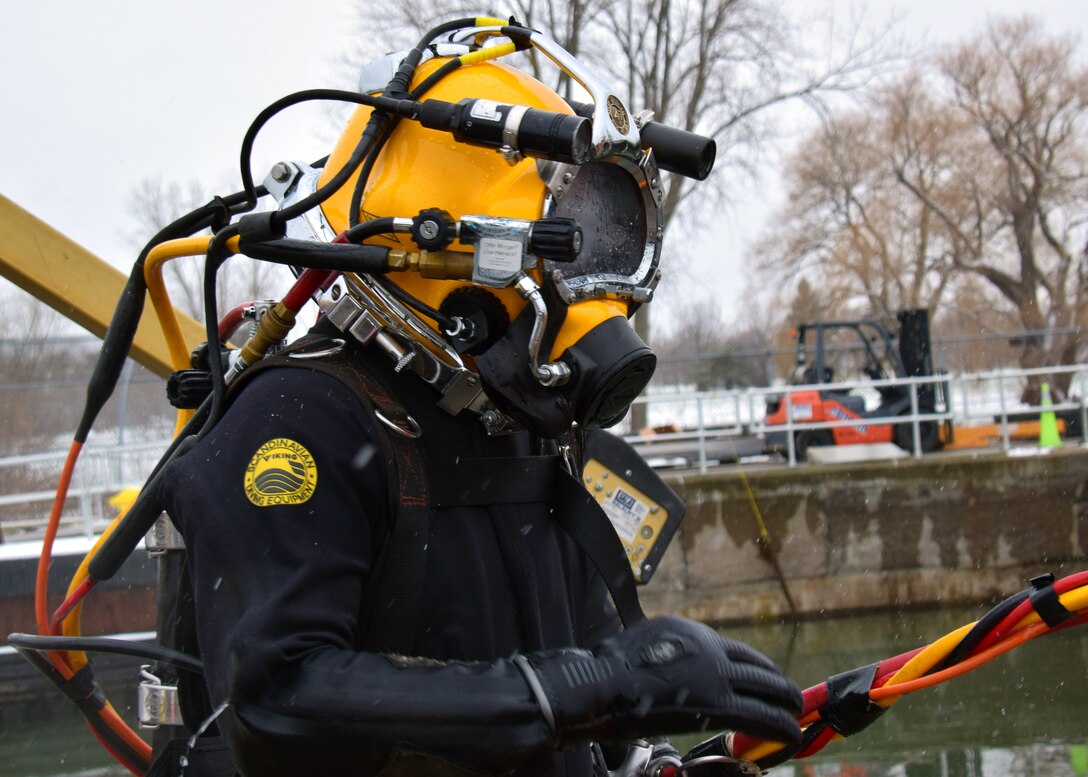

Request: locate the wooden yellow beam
(0, 194), (206, 378)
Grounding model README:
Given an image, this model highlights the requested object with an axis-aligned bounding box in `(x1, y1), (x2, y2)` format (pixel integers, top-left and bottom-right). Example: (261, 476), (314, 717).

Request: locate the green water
(2, 606), (1085, 776)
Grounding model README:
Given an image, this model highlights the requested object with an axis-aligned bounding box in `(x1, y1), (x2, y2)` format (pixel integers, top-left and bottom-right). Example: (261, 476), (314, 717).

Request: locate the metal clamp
(145, 514), (185, 556)
(138, 668), (182, 729)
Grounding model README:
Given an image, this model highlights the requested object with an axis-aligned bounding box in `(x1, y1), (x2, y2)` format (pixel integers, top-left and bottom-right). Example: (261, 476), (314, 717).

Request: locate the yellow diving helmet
(267, 21), (714, 438)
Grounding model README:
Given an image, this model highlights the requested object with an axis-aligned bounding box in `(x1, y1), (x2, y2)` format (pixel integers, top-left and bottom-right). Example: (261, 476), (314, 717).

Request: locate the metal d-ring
(373, 408), (422, 439)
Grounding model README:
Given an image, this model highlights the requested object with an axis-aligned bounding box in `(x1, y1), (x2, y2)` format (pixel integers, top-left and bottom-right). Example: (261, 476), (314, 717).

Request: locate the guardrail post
(1080, 370), (1087, 444)
(785, 387), (796, 467)
(997, 369), (1011, 452)
(696, 395), (708, 474)
(909, 381), (921, 458)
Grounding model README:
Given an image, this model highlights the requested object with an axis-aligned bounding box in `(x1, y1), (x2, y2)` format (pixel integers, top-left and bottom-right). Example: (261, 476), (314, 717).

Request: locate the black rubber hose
(75, 264), (147, 443)
(8, 633), (204, 674)
(348, 113), (396, 229)
(235, 89), (415, 217)
(372, 275), (456, 331)
(239, 237), (391, 272)
(87, 436), (198, 583)
(343, 217), (398, 244)
(11, 645), (151, 773)
(87, 400), (208, 583)
(347, 58), (463, 229)
(200, 228), (241, 439)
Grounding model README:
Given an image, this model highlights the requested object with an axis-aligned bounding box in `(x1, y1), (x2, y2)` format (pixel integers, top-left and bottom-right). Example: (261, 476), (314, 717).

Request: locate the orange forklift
(764, 309), (952, 459)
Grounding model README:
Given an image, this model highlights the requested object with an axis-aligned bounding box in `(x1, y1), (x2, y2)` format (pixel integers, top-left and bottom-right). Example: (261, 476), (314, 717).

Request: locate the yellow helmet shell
(318, 60), (564, 319)
(318, 57), (627, 357)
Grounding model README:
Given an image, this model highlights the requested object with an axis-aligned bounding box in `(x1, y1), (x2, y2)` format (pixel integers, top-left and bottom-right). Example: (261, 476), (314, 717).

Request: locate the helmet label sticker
(477, 238), (522, 272)
(474, 237), (526, 287)
(469, 99), (502, 121)
(244, 438), (318, 507)
(600, 487), (650, 543)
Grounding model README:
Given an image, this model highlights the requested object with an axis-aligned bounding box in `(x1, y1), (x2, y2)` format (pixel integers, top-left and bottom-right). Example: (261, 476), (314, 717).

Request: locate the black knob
(530, 217), (582, 262)
(411, 208), (457, 251)
(167, 370), (213, 409)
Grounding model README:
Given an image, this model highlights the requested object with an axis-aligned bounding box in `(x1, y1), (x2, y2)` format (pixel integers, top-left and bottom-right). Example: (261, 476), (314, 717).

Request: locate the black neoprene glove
(518, 615), (802, 749)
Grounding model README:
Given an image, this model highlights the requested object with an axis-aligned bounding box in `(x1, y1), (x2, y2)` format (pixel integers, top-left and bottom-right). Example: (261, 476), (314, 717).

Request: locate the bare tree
(757, 84), (965, 320)
(351, 0), (894, 288)
(759, 17), (1088, 400)
(893, 17), (1088, 400)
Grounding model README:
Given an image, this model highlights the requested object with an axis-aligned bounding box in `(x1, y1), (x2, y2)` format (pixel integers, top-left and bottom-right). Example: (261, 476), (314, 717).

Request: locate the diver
(147, 20), (802, 777)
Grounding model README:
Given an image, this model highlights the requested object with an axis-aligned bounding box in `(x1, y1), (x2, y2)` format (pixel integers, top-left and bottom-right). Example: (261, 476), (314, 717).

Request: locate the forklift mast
(896, 309), (935, 407)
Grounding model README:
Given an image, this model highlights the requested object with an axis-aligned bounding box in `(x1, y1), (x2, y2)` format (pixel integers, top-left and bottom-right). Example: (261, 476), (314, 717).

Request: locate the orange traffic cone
(1039, 382), (1062, 448)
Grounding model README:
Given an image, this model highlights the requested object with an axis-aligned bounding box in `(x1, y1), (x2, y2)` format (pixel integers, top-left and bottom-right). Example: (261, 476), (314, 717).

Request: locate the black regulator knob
(167, 370), (213, 409)
(439, 287), (510, 355)
(530, 217), (582, 262)
(167, 342), (233, 408)
(411, 208), (457, 251)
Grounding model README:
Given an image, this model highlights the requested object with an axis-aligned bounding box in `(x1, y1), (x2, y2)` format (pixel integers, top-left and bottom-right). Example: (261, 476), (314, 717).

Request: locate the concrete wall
(640, 447), (1088, 625)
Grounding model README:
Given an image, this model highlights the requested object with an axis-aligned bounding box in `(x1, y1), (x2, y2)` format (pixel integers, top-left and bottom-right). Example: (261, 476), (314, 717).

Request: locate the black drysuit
(160, 340), (621, 776)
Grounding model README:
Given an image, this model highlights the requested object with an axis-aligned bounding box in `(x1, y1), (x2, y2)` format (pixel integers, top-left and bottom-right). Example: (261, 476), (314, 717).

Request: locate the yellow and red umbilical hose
(732, 570), (1088, 769)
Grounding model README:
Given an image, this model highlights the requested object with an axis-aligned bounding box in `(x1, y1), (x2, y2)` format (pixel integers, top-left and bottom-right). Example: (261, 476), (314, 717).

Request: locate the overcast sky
(2, 1), (1086, 327)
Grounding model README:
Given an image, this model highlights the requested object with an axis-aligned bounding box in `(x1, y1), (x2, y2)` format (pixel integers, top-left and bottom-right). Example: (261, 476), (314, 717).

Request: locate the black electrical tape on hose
(499, 25), (535, 50)
(1029, 573), (1075, 627)
(73, 191), (251, 444)
(13, 647), (151, 773)
(238, 238), (391, 272)
(87, 398), (213, 583)
(75, 265), (145, 442)
(821, 662), (886, 737)
(236, 211), (286, 243)
(15, 649), (107, 711)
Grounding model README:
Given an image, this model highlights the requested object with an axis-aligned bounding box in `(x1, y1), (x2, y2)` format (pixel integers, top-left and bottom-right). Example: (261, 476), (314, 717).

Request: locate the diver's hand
(520, 615), (802, 748)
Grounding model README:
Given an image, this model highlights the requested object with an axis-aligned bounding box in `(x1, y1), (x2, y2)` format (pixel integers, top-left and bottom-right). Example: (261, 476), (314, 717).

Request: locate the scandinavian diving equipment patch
(244, 438), (318, 507)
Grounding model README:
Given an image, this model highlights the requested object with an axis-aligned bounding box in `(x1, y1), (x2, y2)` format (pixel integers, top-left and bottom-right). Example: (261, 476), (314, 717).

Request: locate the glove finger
(716, 695), (803, 749)
(717, 636), (780, 672)
(728, 663), (803, 715)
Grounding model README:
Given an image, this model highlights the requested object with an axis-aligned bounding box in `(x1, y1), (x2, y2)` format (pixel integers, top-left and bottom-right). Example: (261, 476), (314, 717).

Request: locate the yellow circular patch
(244, 438), (318, 507)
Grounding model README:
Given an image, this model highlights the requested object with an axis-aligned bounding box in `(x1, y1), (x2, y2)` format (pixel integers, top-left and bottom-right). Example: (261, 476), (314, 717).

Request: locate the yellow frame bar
(0, 194), (206, 377)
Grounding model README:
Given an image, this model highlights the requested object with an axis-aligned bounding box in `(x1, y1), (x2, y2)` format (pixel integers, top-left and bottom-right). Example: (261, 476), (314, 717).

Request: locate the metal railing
(1, 364), (1086, 541)
(623, 363), (1088, 471)
(0, 440), (171, 542)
